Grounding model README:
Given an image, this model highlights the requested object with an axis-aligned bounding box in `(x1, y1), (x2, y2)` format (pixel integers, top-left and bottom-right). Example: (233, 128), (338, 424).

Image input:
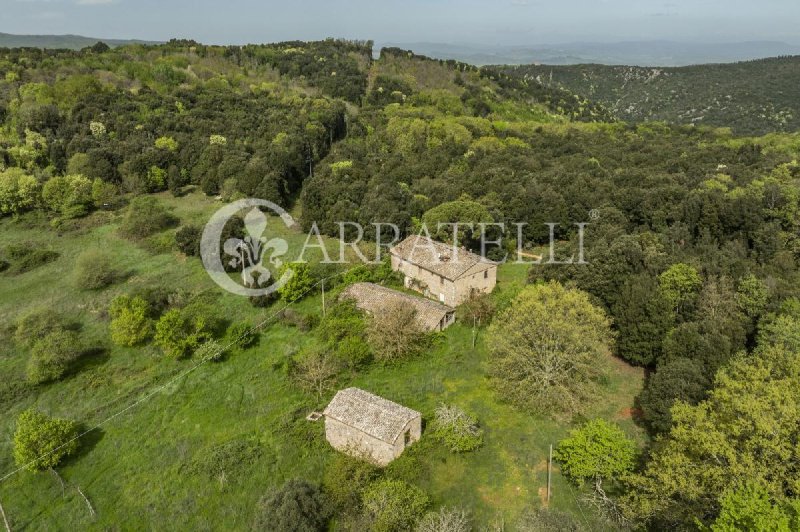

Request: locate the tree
(26, 330), (84, 385)
(278, 262), (316, 302)
(0, 167), (40, 216)
(658, 263), (702, 318)
(109, 295), (153, 346)
(487, 282), (613, 416)
(622, 344), (800, 528)
(362, 479), (430, 532)
(73, 250), (118, 290)
(366, 301), (429, 363)
(420, 196), (494, 249)
(13, 409), (79, 472)
(41, 174), (93, 217)
(291, 348), (341, 399)
(735, 274), (769, 320)
(554, 419), (636, 496)
(431, 404), (483, 452)
(710, 482), (797, 532)
(638, 357), (709, 433)
(416, 507), (472, 532)
(253, 479), (330, 532)
(611, 274), (673, 366)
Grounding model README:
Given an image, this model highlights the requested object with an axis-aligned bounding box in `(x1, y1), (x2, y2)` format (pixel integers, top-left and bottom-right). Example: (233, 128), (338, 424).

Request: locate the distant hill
(385, 41), (800, 67)
(0, 32), (160, 50)
(499, 56), (800, 135)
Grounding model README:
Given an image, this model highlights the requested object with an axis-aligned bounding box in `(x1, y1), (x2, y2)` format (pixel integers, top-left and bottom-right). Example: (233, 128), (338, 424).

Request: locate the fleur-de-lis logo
(201, 199), (295, 297)
(223, 207), (289, 288)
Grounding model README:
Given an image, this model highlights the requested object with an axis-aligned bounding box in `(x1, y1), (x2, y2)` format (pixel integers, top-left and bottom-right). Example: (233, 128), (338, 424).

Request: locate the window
(484, 270), (488, 279)
(440, 275), (444, 285)
(404, 430), (411, 446)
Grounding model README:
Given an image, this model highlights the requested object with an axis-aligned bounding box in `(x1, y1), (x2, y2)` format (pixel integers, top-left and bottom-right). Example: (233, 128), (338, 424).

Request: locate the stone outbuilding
(390, 235), (497, 307)
(339, 282), (456, 331)
(323, 388), (422, 466)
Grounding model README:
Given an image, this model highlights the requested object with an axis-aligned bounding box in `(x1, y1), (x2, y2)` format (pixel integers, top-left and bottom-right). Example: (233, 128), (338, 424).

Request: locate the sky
(2, 0), (800, 46)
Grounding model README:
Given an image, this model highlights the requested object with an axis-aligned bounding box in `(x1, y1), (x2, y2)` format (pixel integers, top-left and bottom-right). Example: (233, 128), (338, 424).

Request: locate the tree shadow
(68, 347), (111, 377)
(61, 426), (105, 468)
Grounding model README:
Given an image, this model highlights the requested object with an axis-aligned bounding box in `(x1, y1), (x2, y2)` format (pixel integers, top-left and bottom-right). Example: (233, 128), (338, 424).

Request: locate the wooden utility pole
(547, 444), (553, 503)
(472, 316), (477, 348)
(0, 500), (11, 532)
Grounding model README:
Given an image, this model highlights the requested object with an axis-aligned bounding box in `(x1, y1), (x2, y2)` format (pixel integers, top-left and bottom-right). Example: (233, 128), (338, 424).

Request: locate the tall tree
(487, 282), (613, 416)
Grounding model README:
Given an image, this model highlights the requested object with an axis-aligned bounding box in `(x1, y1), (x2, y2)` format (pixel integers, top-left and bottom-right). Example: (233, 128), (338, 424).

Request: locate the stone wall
(391, 255), (497, 307)
(324, 416), (422, 466)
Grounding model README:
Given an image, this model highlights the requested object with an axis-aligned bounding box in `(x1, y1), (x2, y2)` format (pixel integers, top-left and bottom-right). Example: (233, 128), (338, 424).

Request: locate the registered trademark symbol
(589, 209), (601, 221)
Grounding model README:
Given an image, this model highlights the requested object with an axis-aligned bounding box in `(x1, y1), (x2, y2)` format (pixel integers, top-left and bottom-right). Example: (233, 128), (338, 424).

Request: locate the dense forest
(500, 56), (800, 135)
(1, 38), (800, 530)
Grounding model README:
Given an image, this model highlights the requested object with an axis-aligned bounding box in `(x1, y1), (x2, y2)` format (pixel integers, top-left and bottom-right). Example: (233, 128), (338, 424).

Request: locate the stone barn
(339, 282), (456, 331)
(390, 235), (497, 307)
(323, 388), (422, 466)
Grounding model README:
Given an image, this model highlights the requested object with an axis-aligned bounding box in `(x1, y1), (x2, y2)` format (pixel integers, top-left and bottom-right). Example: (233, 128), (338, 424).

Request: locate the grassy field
(0, 192), (644, 530)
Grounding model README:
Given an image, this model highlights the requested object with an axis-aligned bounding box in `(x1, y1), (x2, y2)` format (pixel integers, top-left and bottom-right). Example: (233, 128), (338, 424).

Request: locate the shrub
(13, 409), (79, 471)
(1, 243), (59, 275)
(119, 196), (178, 239)
(15, 309), (71, 347)
(516, 508), (584, 532)
(278, 262), (316, 302)
(416, 507), (472, 532)
(318, 300), (366, 343)
(253, 479), (330, 532)
(431, 404), (484, 452)
(249, 291), (278, 308)
(187, 438), (263, 479)
(362, 479), (430, 532)
(154, 304), (216, 359)
(335, 336), (372, 372)
(73, 249), (118, 290)
(110, 295), (154, 346)
(175, 225), (202, 256)
(322, 453), (380, 513)
(224, 322), (259, 350)
(26, 330), (84, 385)
(278, 309), (318, 331)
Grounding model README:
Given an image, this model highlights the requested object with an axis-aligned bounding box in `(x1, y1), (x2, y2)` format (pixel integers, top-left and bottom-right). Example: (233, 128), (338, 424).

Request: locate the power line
(0, 270), (348, 485)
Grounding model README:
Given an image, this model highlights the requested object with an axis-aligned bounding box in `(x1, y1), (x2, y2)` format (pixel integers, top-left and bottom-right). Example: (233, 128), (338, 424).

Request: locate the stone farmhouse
(339, 282), (456, 332)
(389, 235), (497, 307)
(323, 388), (422, 466)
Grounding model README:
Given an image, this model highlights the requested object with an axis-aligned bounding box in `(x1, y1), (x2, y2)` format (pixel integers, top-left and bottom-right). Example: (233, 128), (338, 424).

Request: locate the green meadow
(0, 192), (643, 530)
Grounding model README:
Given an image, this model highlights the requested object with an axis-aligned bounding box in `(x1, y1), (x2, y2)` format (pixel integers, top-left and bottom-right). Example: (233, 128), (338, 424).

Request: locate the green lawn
(0, 192), (644, 530)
